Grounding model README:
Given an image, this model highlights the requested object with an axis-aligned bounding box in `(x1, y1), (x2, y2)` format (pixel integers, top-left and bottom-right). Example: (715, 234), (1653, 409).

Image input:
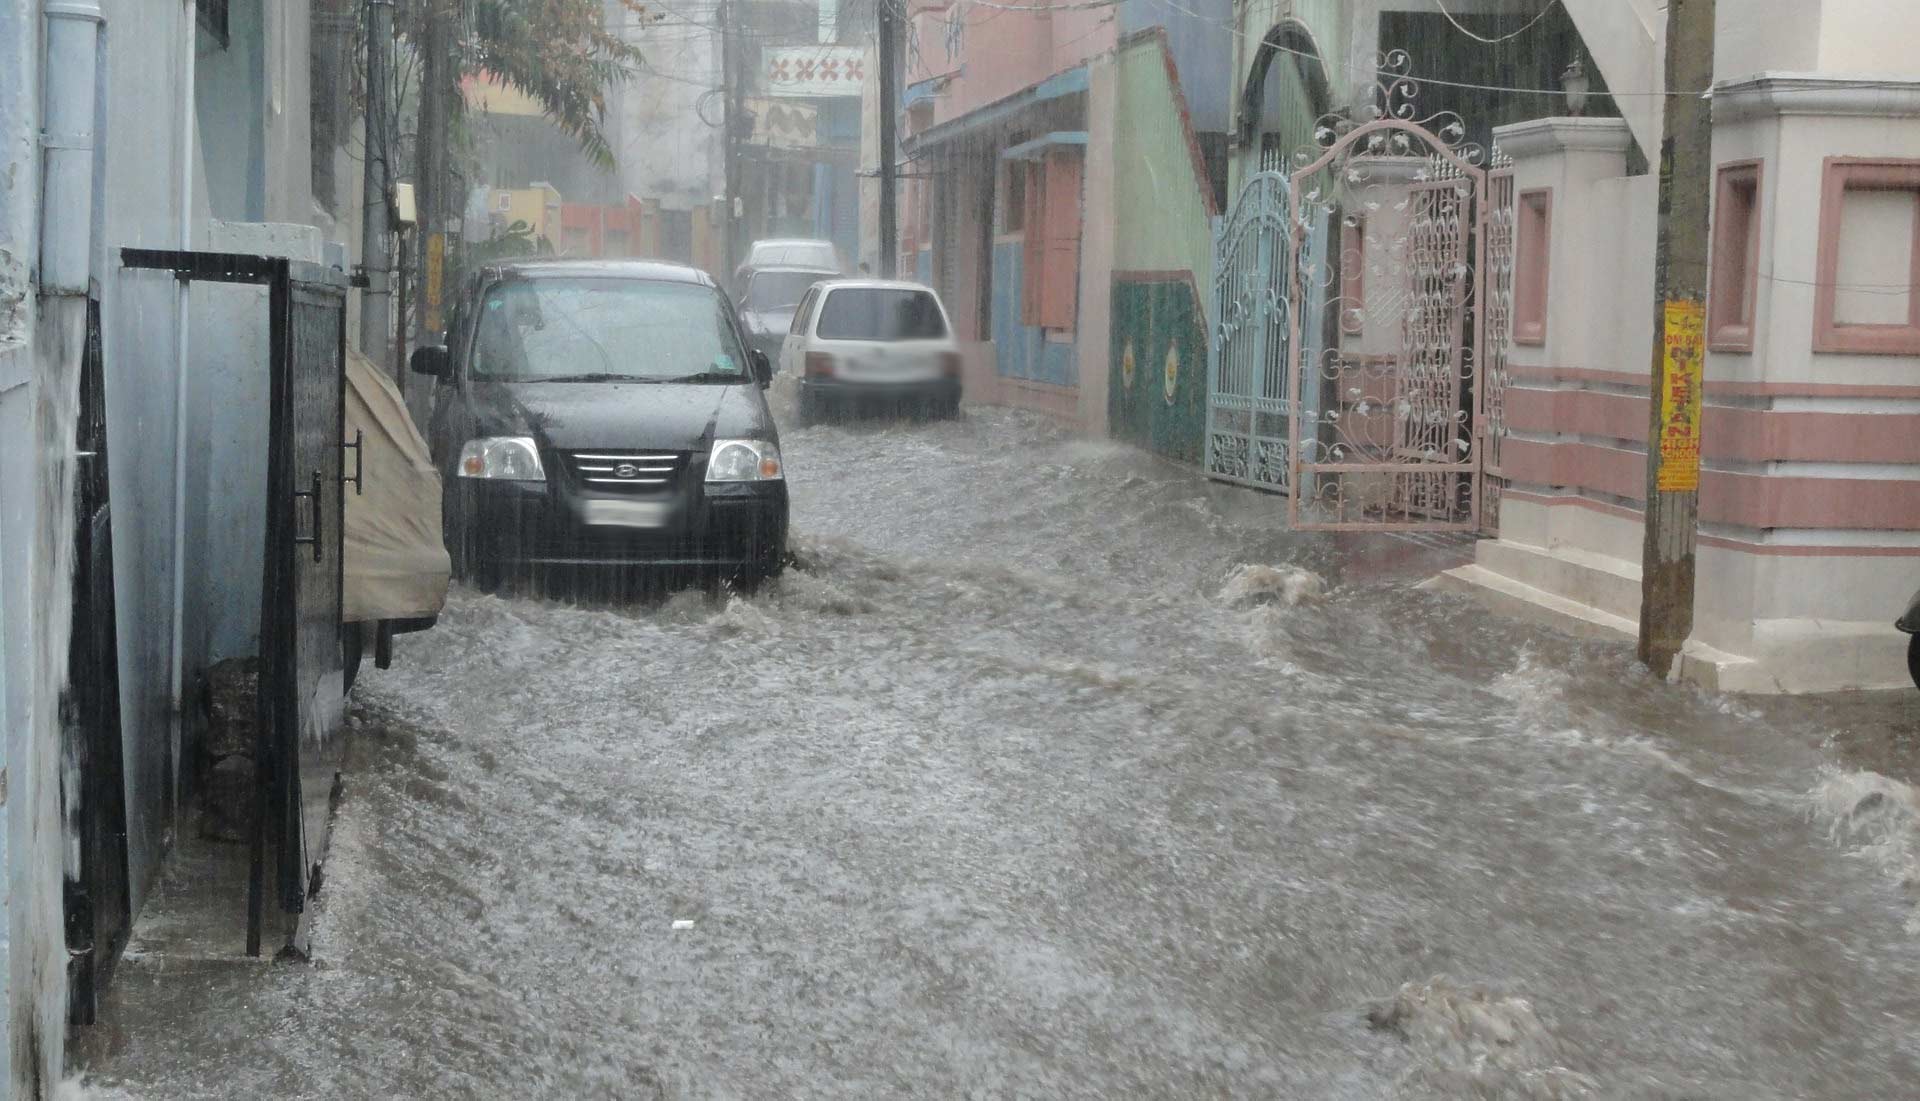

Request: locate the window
(470, 278), (749, 382)
(1001, 158), (1027, 234)
(815, 288), (949, 341)
(1814, 158), (1920, 355)
(1709, 161), (1762, 352)
(746, 270), (831, 312)
(1020, 152), (1083, 331)
(790, 287), (820, 336)
(196, 0), (229, 47)
(1514, 189), (1552, 346)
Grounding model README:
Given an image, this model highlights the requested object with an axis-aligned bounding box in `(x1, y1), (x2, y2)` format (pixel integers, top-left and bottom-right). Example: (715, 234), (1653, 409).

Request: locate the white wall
(0, 0), (34, 1082)
(99, 0), (197, 919)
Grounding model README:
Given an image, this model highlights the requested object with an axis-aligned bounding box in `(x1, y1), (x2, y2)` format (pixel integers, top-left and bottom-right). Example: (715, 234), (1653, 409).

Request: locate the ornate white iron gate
(1287, 118), (1487, 531)
(1205, 52), (1514, 531)
(1206, 171), (1294, 491)
(1481, 166), (1517, 535)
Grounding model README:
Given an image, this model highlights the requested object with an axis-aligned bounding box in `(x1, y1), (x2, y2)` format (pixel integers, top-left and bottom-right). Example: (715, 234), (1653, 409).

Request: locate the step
(1473, 539), (1643, 623)
(1427, 562), (1639, 643)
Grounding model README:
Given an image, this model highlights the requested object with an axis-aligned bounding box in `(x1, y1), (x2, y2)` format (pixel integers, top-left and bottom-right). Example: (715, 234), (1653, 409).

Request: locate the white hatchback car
(782, 280), (962, 423)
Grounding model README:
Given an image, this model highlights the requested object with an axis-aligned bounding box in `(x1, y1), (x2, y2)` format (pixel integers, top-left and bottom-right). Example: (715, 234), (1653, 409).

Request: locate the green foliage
(401, 0), (652, 168)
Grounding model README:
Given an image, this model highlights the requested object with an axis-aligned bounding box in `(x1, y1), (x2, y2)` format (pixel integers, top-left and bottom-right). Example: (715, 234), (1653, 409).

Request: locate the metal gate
(120, 250), (351, 957)
(1287, 119), (1487, 530)
(259, 266), (351, 955)
(1205, 171), (1294, 491)
(1480, 166), (1517, 535)
(65, 296), (131, 1025)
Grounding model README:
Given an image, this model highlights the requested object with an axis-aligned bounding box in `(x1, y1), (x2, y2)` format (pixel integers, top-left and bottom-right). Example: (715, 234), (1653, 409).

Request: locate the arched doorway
(1238, 21), (1334, 174)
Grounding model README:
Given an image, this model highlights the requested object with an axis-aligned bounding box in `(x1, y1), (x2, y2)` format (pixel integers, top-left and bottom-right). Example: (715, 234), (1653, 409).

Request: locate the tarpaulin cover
(343, 348), (450, 622)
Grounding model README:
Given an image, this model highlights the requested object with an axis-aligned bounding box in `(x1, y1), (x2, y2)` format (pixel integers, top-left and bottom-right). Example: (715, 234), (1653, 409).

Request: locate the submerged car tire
(341, 622), (365, 695)
(1908, 633), (1920, 691)
(796, 388), (825, 427)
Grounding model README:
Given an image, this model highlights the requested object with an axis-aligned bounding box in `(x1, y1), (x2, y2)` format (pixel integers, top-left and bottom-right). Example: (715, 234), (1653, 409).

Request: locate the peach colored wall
(906, 0), (1114, 128)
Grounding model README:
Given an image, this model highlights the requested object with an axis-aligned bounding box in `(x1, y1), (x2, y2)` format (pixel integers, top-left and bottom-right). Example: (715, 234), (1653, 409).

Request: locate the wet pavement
(76, 406), (1920, 1098)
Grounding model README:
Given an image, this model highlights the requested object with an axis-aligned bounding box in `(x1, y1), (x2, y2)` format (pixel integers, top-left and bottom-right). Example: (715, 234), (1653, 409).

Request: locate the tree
(402, 0), (655, 169)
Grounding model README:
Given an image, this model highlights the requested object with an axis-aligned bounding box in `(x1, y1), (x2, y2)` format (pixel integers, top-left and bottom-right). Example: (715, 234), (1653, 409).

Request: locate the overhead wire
(1429, 0), (1562, 46)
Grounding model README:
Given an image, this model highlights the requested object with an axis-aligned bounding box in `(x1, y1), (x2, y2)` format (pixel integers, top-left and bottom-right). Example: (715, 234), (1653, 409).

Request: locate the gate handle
(342, 430), (364, 495)
(291, 471), (323, 562)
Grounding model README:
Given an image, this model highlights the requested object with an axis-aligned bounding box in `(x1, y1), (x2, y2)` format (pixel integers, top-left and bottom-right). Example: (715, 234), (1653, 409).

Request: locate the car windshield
(469, 277), (748, 383)
(815, 288), (949, 341)
(745, 271), (827, 312)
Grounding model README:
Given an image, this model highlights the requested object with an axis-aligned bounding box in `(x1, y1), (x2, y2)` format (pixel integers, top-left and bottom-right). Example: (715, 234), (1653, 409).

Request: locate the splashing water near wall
(1811, 767), (1920, 934)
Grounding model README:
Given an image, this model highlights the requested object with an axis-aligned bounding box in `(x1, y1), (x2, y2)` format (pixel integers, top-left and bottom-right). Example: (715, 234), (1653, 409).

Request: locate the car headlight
(706, 438), (783, 482)
(458, 436), (546, 481)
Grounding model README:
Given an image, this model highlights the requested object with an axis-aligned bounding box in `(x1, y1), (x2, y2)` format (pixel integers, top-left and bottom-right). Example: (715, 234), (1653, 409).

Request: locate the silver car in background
(781, 279), (962, 423)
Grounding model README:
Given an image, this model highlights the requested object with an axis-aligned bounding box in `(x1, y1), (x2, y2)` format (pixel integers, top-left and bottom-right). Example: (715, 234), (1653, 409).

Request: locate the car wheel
(935, 395), (961, 420)
(341, 622), (365, 695)
(1908, 633), (1920, 691)
(797, 389), (824, 427)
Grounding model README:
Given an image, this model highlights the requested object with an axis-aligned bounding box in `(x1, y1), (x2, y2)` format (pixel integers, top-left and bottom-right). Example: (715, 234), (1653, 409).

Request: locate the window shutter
(1039, 152), (1083, 331)
(1021, 163), (1046, 326)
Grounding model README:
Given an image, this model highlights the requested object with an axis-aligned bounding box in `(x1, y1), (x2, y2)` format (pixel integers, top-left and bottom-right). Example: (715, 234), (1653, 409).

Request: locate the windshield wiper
(535, 372), (657, 383)
(658, 371), (746, 384)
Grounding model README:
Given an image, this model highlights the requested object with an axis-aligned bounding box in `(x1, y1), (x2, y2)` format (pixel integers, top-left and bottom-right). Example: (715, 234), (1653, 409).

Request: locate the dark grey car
(410, 260), (788, 588)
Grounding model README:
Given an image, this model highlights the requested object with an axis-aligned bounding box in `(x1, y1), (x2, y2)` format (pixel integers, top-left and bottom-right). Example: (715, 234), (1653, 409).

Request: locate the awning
(905, 66), (1088, 150)
(903, 72), (954, 110)
(999, 131), (1088, 160)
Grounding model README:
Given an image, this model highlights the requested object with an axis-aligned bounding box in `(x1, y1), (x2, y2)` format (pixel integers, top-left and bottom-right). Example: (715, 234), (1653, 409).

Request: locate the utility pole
(360, 0), (395, 366)
(876, 0), (898, 277)
(720, 0), (745, 274)
(1637, 0), (1715, 676)
(418, 0), (454, 339)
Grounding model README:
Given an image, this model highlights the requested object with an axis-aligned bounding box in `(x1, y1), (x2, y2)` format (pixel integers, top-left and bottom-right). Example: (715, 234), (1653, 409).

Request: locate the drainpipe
(166, 2), (195, 819)
(25, 1), (103, 1093)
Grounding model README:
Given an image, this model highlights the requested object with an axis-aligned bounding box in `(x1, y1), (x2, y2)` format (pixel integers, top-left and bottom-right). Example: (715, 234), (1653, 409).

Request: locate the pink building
(894, 0), (1118, 422)
(1441, 4), (1920, 692)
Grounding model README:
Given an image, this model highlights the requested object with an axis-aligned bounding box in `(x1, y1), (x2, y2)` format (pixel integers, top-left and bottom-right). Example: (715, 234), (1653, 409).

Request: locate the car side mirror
(751, 349), (773, 389)
(410, 344), (450, 380)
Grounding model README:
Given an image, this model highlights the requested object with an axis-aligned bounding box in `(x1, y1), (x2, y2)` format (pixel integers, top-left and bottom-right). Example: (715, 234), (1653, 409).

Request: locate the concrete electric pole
(876, 0), (898, 277)
(418, 0), (454, 340)
(1637, 0), (1716, 676)
(720, 0), (745, 275)
(360, 0), (394, 366)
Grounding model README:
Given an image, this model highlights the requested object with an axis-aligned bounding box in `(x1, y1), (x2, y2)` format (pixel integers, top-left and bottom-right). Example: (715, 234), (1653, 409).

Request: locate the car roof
(750, 238), (835, 249)
(483, 258), (716, 287)
(814, 279), (941, 294)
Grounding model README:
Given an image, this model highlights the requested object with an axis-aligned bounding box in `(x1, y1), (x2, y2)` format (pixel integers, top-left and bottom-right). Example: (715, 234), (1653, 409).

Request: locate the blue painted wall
(1118, 0), (1233, 133)
(990, 241), (1075, 386)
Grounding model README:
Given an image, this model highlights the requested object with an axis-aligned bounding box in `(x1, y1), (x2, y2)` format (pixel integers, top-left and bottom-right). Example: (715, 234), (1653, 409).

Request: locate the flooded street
(80, 408), (1920, 1098)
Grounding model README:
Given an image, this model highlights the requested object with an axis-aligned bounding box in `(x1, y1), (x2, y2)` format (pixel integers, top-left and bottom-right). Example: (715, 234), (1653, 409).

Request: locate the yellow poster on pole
(425, 232), (446, 334)
(1656, 299), (1705, 492)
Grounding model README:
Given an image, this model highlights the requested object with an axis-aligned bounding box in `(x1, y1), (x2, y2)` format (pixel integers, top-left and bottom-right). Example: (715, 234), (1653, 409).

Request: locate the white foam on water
(1810, 767), (1920, 934)
(1218, 563), (1328, 609)
(1367, 976), (1598, 1099)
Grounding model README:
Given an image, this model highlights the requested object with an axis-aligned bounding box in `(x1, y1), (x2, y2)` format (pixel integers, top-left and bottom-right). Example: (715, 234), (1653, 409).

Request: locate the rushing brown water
(76, 407), (1920, 1099)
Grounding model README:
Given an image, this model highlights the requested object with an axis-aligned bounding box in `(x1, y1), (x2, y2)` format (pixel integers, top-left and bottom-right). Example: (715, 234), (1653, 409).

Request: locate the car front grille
(565, 450), (687, 494)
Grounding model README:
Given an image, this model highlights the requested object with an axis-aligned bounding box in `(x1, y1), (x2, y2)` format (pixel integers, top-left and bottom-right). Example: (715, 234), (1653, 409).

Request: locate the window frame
(1513, 188), (1552, 347)
(1708, 160), (1764, 353)
(1814, 157), (1920, 356)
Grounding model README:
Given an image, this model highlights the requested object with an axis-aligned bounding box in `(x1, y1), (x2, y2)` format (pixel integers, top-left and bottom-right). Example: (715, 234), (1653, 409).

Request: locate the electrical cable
(1430, 0), (1561, 46)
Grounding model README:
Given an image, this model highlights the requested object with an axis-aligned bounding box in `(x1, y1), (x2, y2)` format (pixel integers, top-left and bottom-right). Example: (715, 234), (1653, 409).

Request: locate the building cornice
(1713, 73), (1920, 124)
(1492, 117), (1634, 161)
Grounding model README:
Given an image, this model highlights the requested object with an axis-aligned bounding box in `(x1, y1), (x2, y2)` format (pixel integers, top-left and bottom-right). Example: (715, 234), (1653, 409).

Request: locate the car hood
(468, 379), (775, 453)
(742, 308), (795, 336)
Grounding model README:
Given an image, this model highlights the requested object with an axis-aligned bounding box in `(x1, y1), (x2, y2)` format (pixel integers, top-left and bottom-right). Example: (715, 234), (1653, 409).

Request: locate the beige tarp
(344, 348), (451, 622)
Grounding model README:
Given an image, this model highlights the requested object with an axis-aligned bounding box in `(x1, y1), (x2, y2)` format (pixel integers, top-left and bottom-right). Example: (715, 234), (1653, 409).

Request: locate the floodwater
(76, 406), (1920, 1098)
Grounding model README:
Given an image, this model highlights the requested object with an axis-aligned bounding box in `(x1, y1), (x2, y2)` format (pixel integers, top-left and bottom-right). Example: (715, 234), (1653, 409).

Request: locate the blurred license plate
(582, 499), (669, 528)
